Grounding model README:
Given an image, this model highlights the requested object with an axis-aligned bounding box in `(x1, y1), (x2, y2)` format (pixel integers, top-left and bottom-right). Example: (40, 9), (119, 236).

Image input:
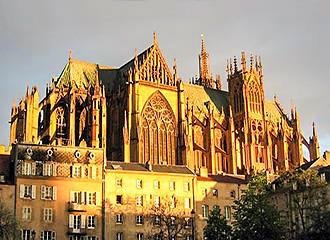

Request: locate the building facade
(4, 33), (321, 239)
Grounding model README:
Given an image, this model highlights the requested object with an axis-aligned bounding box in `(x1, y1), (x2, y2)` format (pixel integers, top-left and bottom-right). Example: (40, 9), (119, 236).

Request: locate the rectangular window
(169, 181), (175, 191)
(184, 198), (191, 209)
(22, 229), (31, 240)
(136, 215), (144, 225)
(230, 190), (236, 199)
(170, 196), (176, 208)
(116, 178), (123, 187)
(87, 216), (96, 229)
(154, 195), (160, 207)
(154, 180), (160, 190)
(136, 195), (143, 207)
(73, 166), (81, 178)
(116, 195), (123, 205)
(22, 162), (35, 175)
(224, 206), (231, 221)
(116, 232), (123, 240)
(20, 184), (36, 199)
(212, 189), (218, 197)
(202, 205), (209, 218)
(87, 237), (98, 240)
(40, 230), (56, 240)
(154, 216), (161, 226)
(43, 208), (53, 222)
(87, 192), (97, 205)
(136, 179), (142, 189)
(22, 207), (32, 221)
(184, 218), (192, 229)
(43, 164), (53, 176)
(41, 185), (57, 200)
(184, 182), (190, 192)
(73, 215), (81, 229)
(137, 233), (144, 240)
(116, 214), (123, 224)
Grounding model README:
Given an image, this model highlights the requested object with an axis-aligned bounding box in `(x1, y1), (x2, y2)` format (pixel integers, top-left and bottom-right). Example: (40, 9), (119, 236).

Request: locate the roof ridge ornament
(153, 32), (158, 46)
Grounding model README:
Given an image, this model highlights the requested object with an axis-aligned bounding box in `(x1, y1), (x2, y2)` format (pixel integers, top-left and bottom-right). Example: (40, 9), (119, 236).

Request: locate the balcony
(67, 228), (87, 235)
(67, 202), (87, 212)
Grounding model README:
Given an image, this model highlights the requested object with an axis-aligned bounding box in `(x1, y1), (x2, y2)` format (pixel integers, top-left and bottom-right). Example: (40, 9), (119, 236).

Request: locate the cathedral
(9, 33), (320, 176)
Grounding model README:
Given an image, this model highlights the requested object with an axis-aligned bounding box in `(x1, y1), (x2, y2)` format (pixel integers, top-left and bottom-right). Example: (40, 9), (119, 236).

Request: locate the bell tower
(227, 52), (267, 174)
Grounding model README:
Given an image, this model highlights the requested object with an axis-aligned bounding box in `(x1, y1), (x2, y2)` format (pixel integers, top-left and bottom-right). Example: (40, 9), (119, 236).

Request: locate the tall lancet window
(56, 106), (67, 142)
(141, 92), (176, 165)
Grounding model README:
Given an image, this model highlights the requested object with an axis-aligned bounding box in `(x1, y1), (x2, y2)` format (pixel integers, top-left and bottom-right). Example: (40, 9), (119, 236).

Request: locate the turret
(309, 122), (320, 160)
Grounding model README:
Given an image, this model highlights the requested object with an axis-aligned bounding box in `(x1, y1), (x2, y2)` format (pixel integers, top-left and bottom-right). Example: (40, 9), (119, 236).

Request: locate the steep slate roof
(55, 58), (115, 90)
(106, 161), (194, 175)
(197, 174), (247, 184)
(183, 83), (229, 114)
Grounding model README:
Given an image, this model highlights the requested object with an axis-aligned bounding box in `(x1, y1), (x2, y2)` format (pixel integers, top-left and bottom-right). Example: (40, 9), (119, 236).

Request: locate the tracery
(141, 92), (176, 165)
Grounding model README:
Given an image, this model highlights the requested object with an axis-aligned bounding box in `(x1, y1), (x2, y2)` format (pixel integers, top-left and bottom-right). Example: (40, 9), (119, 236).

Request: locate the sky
(0, 0), (329, 157)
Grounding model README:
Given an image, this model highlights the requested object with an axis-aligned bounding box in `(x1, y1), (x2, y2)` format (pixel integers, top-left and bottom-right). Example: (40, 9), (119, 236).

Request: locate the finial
(134, 48), (138, 69)
(69, 49), (72, 61)
(234, 56), (238, 72)
(312, 122), (317, 138)
(226, 59), (229, 76)
(153, 32), (157, 45)
(258, 56), (263, 75)
(173, 58), (177, 79)
(229, 58), (233, 75)
(250, 54), (254, 71)
(241, 51), (246, 72)
(201, 33), (206, 54)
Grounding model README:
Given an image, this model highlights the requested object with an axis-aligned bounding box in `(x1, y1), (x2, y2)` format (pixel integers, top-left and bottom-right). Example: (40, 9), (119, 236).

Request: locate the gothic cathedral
(9, 33), (320, 176)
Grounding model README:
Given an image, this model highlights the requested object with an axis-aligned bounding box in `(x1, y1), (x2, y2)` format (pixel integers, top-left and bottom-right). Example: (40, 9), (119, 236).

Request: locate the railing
(67, 202), (87, 212)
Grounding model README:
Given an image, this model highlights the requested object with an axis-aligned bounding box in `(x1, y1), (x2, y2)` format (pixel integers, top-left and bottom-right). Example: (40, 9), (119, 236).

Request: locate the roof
(14, 143), (104, 164)
(183, 83), (229, 114)
(300, 156), (330, 170)
(264, 100), (289, 125)
(55, 58), (114, 90)
(106, 161), (194, 175)
(197, 174), (247, 184)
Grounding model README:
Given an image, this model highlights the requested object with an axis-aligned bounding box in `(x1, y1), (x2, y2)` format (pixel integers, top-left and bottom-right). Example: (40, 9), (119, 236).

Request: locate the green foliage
(0, 199), (20, 240)
(274, 169), (330, 240)
(232, 172), (286, 240)
(203, 206), (232, 240)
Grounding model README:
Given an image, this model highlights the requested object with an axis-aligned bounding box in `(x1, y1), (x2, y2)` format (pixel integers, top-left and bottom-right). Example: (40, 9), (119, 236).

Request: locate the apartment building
(12, 144), (104, 240)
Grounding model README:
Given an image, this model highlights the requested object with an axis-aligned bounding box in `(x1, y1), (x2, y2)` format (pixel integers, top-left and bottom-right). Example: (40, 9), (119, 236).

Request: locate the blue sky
(0, 0), (329, 157)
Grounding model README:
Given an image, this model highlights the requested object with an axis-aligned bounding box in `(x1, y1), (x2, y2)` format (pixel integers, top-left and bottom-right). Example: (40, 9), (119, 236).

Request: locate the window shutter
(52, 186), (57, 200)
(51, 231), (56, 240)
(32, 185), (36, 199)
(42, 164), (46, 176)
(43, 208), (46, 221)
(41, 185), (45, 200)
(69, 214), (74, 228)
(81, 215), (86, 228)
(92, 166), (96, 179)
(32, 162), (36, 175)
(39, 230), (44, 240)
(96, 192), (101, 205)
(52, 163), (57, 176)
(20, 184), (25, 198)
(81, 191), (85, 204)
(22, 163), (26, 175)
(94, 216), (97, 227)
(70, 191), (74, 202)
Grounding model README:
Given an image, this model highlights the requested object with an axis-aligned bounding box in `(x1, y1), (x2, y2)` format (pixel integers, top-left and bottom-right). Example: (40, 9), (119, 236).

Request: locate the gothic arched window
(56, 106), (67, 140)
(141, 92), (176, 165)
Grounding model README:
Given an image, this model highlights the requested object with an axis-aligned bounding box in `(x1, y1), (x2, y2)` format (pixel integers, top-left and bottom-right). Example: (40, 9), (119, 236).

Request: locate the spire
(216, 70), (221, 90)
(134, 48), (138, 70)
(199, 34), (211, 87)
(153, 32), (158, 46)
(173, 58), (177, 80)
(69, 49), (72, 62)
(241, 51), (246, 72)
(312, 122), (318, 138)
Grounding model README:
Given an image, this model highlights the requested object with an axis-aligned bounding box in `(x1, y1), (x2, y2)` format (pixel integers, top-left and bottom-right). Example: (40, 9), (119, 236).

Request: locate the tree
(145, 197), (192, 240)
(0, 198), (20, 240)
(273, 169), (330, 240)
(203, 205), (232, 240)
(232, 172), (286, 240)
